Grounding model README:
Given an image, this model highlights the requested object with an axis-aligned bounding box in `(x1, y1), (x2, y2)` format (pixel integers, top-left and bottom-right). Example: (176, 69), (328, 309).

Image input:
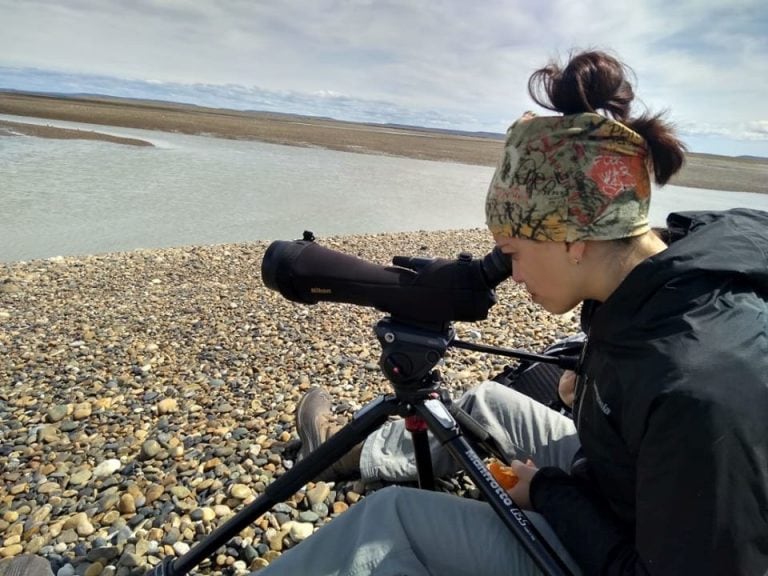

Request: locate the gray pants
(256, 381), (581, 575)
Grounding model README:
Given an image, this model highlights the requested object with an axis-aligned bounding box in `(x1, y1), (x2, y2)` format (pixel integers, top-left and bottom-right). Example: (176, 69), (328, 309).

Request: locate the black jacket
(530, 209), (768, 575)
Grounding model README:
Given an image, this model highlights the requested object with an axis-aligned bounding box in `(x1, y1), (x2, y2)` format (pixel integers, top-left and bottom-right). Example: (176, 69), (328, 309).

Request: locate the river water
(2, 114), (768, 263)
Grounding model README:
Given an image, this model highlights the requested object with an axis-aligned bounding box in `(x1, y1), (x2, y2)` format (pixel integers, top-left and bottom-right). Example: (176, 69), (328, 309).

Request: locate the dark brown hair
(527, 50), (687, 185)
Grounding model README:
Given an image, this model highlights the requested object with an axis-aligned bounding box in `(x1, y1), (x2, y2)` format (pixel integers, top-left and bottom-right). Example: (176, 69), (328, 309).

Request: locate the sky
(0, 0), (766, 157)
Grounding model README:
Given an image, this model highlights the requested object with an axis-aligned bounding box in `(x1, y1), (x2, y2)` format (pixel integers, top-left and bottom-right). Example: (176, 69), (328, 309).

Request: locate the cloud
(0, 0), (766, 153)
(745, 120), (768, 139)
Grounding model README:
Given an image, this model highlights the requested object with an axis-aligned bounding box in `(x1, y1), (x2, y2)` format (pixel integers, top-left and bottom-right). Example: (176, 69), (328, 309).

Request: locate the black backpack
(492, 333), (586, 415)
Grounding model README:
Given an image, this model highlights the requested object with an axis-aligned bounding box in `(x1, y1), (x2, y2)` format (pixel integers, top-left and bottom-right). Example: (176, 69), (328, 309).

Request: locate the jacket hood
(590, 208), (768, 337)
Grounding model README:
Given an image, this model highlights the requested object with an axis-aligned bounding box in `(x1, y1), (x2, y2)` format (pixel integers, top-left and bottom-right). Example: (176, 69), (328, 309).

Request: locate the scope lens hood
(261, 240), (314, 301)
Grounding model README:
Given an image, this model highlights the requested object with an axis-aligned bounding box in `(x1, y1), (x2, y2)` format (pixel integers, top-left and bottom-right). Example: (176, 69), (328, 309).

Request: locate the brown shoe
(295, 387), (362, 481)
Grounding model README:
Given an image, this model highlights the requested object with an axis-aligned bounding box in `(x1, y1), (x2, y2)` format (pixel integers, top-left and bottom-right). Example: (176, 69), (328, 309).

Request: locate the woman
(257, 50), (768, 576)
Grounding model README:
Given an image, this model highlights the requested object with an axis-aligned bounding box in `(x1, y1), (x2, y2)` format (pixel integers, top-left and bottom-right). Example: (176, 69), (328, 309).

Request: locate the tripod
(147, 317), (579, 576)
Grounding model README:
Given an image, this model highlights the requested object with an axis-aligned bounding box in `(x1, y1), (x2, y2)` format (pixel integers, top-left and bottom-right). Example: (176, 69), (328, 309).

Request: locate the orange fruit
(488, 458), (519, 490)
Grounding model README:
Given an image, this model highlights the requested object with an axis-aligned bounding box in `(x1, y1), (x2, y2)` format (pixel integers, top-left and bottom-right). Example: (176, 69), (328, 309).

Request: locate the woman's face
(493, 234), (583, 314)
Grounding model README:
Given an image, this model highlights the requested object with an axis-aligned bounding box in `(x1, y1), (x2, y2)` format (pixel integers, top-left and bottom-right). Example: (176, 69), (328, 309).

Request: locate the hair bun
(527, 50), (687, 185)
(528, 50), (634, 120)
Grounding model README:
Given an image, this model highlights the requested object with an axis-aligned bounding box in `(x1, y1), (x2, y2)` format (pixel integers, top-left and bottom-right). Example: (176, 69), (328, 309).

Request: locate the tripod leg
(146, 395), (402, 576)
(415, 399), (575, 576)
(405, 415), (435, 490)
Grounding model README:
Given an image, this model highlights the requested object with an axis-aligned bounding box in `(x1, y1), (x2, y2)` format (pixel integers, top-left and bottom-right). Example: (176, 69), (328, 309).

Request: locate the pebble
(229, 484), (252, 500)
(84, 562), (103, 576)
(57, 565), (75, 576)
(0, 231), (579, 574)
(331, 501), (349, 515)
(117, 494), (136, 514)
(306, 483), (330, 507)
(68, 468), (92, 486)
(157, 398), (178, 414)
(0, 544), (23, 557)
(46, 405), (69, 423)
(72, 402), (92, 420)
(190, 507), (216, 522)
(285, 521), (314, 542)
(140, 440), (162, 460)
(93, 459), (122, 479)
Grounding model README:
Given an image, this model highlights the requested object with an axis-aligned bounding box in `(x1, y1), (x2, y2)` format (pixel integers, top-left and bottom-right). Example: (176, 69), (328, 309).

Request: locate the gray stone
(46, 405), (69, 423)
(139, 440), (162, 460)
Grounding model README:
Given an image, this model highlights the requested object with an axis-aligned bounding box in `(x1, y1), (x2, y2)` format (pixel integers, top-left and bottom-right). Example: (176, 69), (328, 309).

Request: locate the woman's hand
(558, 369), (577, 408)
(507, 459), (539, 510)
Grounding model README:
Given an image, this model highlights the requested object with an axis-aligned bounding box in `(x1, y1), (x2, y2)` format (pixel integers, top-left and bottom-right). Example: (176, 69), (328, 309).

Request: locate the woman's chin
(538, 298), (574, 316)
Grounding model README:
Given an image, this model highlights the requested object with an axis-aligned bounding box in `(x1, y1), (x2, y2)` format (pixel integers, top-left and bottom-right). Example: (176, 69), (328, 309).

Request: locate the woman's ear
(566, 241), (587, 265)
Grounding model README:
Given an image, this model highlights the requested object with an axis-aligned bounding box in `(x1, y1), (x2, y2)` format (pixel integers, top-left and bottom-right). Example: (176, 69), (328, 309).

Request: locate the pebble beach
(0, 229), (581, 575)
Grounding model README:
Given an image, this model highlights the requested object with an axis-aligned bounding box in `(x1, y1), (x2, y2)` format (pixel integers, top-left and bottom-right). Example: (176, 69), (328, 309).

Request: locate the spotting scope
(261, 231), (512, 326)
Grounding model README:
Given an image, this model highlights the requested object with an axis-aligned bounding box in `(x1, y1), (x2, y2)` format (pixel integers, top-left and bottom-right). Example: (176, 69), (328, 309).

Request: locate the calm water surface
(2, 114), (768, 263)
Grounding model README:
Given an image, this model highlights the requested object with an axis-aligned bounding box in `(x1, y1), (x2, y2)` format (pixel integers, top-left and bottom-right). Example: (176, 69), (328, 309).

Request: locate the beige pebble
(0, 544), (24, 558)
(170, 485), (191, 499)
(77, 518), (95, 536)
(118, 494), (137, 515)
(2, 511), (19, 523)
(73, 402), (92, 420)
(262, 550), (281, 562)
(69, 468), (93, 486)
(2, 534), (20, 547)
(24, 535), (47, 555)
(331, 501), (349, 515)
(287, 521), (314, 541)
(37, 426), (60, 443)
(306, 483), (331, 507)
(9, 483), (28, 495)
(37, 481), (61, 494)
(346, 491), (361, 504)
(229, 484), (252, 500)
(267, 532), (283, 552)
(213, 504), (232, 518)
(157, 398), (178, 414)
(145, 483), (165, 504)
(100, 510), (121, 526)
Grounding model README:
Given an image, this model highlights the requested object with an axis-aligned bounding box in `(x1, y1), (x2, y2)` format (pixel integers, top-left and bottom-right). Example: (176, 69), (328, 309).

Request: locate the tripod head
(374, 314), (580, 400)
(374, 317), (453, 392)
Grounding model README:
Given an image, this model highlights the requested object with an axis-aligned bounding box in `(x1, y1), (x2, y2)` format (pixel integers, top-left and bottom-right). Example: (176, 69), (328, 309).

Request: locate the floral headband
(485, 112), (651, 242)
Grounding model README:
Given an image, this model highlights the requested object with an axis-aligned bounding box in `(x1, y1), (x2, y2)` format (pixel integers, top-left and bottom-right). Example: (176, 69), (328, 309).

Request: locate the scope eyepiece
(479, 245), (512, 287)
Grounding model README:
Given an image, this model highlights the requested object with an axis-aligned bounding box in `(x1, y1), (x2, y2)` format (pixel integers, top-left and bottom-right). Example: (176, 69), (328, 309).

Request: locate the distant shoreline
(0, 118), (153, 146)
(2, 91), (767, 194)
